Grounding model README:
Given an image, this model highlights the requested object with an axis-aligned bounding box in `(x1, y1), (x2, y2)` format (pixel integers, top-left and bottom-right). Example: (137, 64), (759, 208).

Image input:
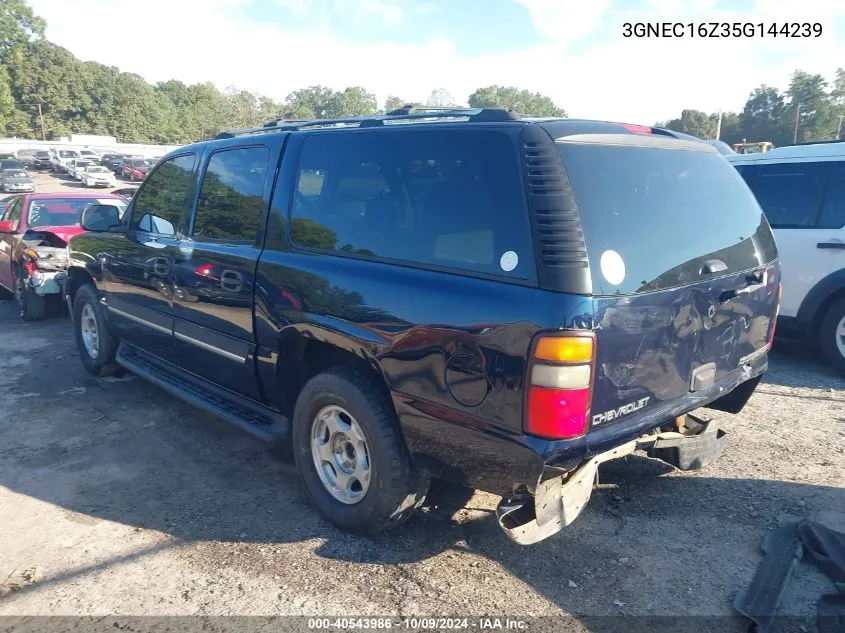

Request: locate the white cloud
(25, 0), (845, 125)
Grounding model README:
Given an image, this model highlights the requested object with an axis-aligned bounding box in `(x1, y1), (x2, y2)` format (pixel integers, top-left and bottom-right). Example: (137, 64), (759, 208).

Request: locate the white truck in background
(50, 148), (81, 173)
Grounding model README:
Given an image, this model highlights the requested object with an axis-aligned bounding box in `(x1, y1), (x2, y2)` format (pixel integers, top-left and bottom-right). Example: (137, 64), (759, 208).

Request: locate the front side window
(3, 198), (22, 230)
(751, 162), (826, 228)
(193, 146), (268, 241)
(288, 130), (534, 280)
(131, 153), (197, 236)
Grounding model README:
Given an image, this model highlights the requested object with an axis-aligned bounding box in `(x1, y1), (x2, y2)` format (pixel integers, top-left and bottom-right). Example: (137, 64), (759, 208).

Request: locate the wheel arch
(274, 327), (394, 421)
(795, 268), (845, 337)
(65, 266), (98, 309)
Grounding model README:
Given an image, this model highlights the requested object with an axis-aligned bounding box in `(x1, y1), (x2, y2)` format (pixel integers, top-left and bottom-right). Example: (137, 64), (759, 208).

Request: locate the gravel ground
(0, 173), (844, 631)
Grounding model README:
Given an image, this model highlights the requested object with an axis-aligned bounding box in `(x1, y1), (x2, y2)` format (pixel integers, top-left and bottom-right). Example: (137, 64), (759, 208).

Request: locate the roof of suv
(190, 106), (714, 153)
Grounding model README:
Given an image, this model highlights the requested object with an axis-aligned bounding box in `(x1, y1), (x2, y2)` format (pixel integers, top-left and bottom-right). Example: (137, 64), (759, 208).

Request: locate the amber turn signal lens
(534, 336), (593, 363)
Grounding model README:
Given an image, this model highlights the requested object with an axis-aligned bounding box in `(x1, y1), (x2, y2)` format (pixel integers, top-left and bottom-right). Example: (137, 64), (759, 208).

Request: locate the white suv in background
(727, 142), (845, 373)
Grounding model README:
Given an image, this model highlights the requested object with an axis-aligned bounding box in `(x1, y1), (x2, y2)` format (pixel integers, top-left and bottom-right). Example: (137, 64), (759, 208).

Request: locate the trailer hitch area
(496, 419), (726, 545)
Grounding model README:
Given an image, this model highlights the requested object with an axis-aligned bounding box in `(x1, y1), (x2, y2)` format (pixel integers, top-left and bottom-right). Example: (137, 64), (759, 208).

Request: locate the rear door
(554, 135), (779, 430)
(170, 143), (277, 400)
(737, 159), (845, 319)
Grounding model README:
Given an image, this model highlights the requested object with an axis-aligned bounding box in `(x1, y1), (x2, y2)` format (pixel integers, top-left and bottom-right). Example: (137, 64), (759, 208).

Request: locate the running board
(116, 342), (289, 442)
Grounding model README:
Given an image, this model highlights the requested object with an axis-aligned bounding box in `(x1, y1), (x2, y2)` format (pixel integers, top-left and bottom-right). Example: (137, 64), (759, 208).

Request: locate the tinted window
(818, 162), (845, 229)
(131, 154), (196, 235)
(193, 146), (268, 241)
(558, 142), (777, 295)
(289, 130), (534, 279)
(0, 160), (24, 170)
(751, 162), (826, 228)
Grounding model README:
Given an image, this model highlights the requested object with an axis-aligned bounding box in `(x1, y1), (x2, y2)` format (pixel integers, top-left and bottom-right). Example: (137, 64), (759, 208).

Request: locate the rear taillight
(525, 333), (594, 440)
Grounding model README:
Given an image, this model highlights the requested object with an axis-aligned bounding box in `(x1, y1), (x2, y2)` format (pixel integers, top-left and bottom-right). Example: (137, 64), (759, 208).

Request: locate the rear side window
(131, 153), (197, 235)
(819, 163), (845, 229)
(558, 142), (777, 295)
(193, 146), (268, 241)
(289, 130), (534, 280)
(751, 162), (827, 228)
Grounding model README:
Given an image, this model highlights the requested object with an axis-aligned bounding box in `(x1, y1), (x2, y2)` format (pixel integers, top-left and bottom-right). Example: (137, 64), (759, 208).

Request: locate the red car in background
(0, 192), (127, 320)
(121, 158), (152, 182)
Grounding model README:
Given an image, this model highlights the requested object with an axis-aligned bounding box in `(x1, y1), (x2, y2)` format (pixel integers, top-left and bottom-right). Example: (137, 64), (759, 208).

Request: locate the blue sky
(27, 0), (845, 123)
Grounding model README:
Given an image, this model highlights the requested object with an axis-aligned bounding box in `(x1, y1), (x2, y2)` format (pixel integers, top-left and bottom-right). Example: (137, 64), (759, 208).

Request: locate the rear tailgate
(555, 132), (779, 431)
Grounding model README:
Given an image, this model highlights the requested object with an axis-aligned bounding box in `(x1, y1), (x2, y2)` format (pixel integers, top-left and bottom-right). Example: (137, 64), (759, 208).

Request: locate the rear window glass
(557, 142), (777, 295)
(288, 130), (534, 280)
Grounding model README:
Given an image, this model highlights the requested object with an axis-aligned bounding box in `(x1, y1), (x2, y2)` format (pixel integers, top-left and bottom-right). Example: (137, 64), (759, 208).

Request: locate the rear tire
(73, 284), (119, 376)
(292, 367), (429, 535)
(819, 297), (845, 375)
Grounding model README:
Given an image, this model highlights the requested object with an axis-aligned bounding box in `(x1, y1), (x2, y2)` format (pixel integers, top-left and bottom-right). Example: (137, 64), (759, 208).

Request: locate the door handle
(817, 241), (845, 250)
(152, 258), (169, 276)
(220, 270), (243, 292)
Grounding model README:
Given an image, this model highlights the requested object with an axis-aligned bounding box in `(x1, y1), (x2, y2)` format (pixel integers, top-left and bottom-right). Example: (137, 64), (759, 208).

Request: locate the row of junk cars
(0, 146), (149, 319)
(0, 146), (160, 193)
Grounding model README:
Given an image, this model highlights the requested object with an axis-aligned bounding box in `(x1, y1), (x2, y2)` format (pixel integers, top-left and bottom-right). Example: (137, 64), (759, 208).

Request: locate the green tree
(285, 85), (336, 119)
(785, 70), (837, 143)
(662, 109), (716, 138)
(739, 85), (788, 146)
(468, 85), (566, 117)
(325, 86), (377, 118)
(0, 0), (45, 58)
(426, 88), (458, 107)
(383, 95), (406, 112)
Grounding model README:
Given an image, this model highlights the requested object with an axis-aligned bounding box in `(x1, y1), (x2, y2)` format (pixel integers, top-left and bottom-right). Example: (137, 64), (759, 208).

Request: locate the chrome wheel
(80, 303), (100, 359)
(837, 315), (845, 359)
(310, 405), (371, 504)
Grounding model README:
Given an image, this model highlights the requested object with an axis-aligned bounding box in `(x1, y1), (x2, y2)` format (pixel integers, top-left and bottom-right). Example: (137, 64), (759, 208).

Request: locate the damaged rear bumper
(496, 418), (726, 545)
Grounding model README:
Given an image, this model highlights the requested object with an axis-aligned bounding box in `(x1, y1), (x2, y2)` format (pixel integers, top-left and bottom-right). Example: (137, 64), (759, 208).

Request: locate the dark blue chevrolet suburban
(64, 108), (781, 544)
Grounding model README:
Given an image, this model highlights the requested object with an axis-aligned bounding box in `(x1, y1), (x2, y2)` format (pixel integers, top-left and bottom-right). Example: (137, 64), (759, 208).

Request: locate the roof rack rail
(793, 138), (845, 147)
(214, 108), (522, 140)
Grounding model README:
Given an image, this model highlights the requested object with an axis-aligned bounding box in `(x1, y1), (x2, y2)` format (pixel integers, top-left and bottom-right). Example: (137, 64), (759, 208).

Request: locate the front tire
(73, 284), (119, 376)
(819, 297), (845, 374)
(292, 367), (429, 535)
(15, 275), (46, 321)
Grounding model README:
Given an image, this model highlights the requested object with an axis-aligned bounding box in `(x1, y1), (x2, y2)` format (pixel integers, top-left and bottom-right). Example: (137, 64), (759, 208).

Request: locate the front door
(170, 144), (275, 400)
(103, 153), (199, 360)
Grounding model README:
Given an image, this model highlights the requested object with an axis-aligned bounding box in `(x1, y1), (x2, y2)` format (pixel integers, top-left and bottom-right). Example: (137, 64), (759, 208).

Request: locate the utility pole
(22, 103), (47, 140)
(838, 114), (844, 140)
(715, 110), (722, 140)
(793, 103), (801, 144)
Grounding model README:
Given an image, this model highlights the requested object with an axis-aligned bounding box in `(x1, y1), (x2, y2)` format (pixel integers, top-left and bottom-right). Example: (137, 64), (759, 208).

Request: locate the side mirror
(0, 220), (14, 233)
(81, 204), (123, 232)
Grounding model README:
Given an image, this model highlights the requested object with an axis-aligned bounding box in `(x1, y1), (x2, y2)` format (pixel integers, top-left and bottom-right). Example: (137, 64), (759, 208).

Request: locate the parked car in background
(65, 111), (781, 543)
(0, 159), (27, 172)
(0, 152), (15, 160)
(16, 149), (38, 168)
(727, 141), (845, 373)
(79, 149), (100, 162)
(0, 192), (127, 320)
(32, 150), (52, 170)
(122, 158), (151, 181)
(68, 159), (96, 180)
(102, 154), (125, 174)
(0, 169), (35, 193)
(82, 166), (117, 188)
(51, 149), (81, 173)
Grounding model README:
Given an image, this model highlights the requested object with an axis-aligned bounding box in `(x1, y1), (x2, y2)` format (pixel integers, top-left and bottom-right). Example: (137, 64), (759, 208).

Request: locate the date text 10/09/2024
(623, 22), (822, 38)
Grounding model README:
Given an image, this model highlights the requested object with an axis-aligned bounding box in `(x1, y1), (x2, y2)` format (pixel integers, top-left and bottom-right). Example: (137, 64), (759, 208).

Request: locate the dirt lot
(0, 172), (844, 631)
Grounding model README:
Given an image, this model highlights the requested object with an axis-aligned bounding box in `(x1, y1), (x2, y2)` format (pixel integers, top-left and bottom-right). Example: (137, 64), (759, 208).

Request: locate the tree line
(1, 1), (842, 147)
(0, 2), (565, 144)
(658, 69), (845, 147)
